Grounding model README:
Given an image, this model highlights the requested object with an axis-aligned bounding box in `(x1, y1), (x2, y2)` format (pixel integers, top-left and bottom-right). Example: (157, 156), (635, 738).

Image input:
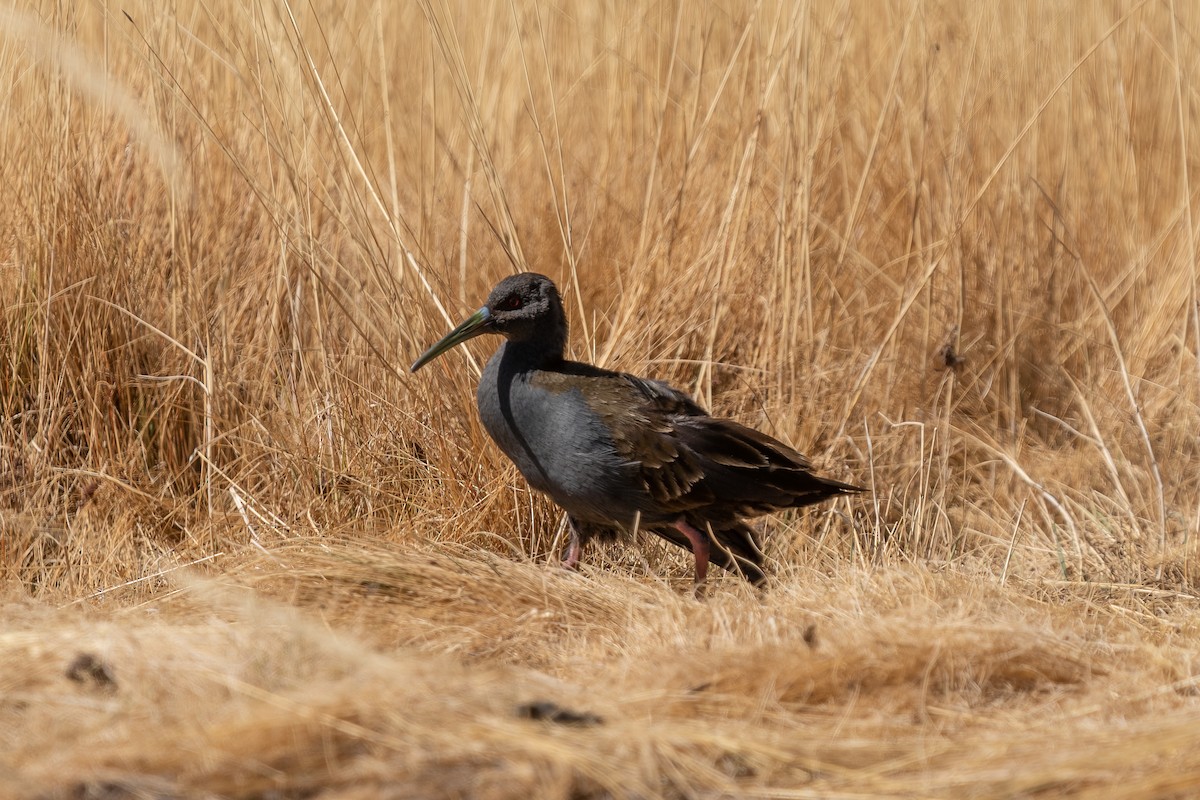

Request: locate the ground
(2, 1), (1200, 797)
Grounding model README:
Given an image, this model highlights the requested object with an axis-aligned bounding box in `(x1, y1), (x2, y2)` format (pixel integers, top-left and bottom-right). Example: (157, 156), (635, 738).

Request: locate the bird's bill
(410, 307), (492, 372)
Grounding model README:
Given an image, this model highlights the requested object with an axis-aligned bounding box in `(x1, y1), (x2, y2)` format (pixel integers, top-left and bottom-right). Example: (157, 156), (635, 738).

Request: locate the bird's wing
(526, 363), (707, 512)
(544, 361), (857, 516)
(548, 369), (710, 513)
(571, 366), (830, 515)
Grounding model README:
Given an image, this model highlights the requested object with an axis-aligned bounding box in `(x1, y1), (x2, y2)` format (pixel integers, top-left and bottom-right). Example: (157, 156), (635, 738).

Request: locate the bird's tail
(707, 521), (767, 585)
(785, 474), (863, 509)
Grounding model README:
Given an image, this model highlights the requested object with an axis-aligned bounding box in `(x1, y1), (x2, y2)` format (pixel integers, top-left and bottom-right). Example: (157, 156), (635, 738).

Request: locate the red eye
(497, 295), (522, 311)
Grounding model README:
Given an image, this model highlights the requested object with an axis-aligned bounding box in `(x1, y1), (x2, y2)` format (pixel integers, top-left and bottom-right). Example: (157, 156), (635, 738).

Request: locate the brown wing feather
(571, 368), (855, 517)
(595, 373), (716, 513)
(545, 361), (858, 520)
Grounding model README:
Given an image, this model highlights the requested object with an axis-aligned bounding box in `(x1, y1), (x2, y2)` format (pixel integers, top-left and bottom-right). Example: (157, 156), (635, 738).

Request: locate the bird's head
(410, 273), (565, 372)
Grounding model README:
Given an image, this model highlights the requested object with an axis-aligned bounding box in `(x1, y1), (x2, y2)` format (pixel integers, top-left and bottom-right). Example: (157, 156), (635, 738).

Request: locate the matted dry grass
(3, 0), (1200, 797)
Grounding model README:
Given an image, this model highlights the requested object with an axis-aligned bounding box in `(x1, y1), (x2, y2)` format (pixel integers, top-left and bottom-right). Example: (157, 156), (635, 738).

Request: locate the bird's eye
(497, 295), (522, 311)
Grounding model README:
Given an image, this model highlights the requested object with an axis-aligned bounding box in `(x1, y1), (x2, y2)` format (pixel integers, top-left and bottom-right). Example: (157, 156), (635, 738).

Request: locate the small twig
(60, 553), (223, 607)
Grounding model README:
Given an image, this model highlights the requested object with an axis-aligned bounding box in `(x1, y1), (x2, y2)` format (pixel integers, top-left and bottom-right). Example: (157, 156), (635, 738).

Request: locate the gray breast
(477, 351), (644, 525)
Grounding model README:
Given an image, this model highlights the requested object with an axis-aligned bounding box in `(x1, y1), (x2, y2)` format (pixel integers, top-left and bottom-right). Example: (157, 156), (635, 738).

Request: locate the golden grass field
(3, 0), (1200, 796)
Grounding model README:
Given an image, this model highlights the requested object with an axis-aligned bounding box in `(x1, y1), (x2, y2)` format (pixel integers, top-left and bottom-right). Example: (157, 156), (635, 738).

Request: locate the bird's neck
(500, 319), (567, 371)
(499, 338), (564, 372)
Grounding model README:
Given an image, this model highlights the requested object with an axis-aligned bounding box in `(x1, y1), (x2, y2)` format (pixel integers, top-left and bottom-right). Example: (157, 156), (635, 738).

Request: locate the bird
(411, 273), (861, 586)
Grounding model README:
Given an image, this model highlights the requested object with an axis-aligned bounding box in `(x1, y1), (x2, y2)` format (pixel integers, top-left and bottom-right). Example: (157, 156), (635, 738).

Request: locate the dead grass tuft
(3, 0), (1200, 795)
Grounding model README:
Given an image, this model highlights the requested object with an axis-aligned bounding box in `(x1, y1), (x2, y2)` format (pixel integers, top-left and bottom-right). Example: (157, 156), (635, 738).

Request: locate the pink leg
(670, 518), (710, 585)
(562, 537), (582, 570)
(562, 522), (584, 570)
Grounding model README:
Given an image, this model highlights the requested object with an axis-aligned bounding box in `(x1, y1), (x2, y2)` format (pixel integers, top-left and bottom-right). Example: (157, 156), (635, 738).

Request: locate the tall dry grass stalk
(2, 0), (1200, 796)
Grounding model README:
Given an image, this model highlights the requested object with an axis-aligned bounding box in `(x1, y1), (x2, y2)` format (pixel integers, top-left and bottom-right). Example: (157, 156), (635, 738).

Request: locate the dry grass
(2, 0), (1200, 796)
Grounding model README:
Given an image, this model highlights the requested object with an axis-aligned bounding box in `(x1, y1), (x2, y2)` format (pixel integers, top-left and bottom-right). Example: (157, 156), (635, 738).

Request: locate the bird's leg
(669, 518), (710, 586)
(562, 536), (583, 570)
(562, 516), (585, 570)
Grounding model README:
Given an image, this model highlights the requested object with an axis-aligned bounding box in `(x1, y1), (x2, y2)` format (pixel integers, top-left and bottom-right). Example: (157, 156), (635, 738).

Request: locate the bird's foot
(561, 531), (583, 571)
